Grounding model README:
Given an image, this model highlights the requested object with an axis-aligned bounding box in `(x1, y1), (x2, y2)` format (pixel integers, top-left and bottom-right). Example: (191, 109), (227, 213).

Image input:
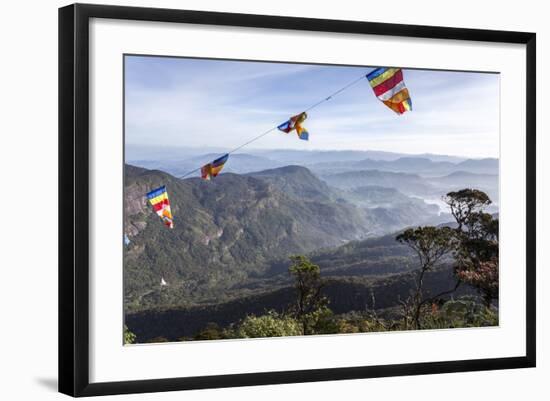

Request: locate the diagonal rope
(178, 72), (368, 179)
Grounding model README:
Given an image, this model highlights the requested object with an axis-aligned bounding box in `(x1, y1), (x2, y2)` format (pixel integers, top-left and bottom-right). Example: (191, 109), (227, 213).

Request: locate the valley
(124, 149), (499, 342)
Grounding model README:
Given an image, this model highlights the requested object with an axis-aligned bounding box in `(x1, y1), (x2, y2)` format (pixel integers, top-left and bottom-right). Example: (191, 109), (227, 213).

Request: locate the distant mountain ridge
(309, 156), (498, 177)
(126, 146), (498, 179)
(126, 145), (471, 166)
(321, 169), (435, 195)
(128, 153), (286, 177)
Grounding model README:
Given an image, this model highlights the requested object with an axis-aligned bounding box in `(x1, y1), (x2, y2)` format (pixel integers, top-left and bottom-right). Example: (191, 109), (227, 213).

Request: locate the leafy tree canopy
(234, 311), (302, 338)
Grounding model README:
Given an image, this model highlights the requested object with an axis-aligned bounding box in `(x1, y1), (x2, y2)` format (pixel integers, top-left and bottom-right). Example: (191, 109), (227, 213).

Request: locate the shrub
(234, 311), (302, 338)
(123, 325), (137, 345)
(194, 322), (224, 341)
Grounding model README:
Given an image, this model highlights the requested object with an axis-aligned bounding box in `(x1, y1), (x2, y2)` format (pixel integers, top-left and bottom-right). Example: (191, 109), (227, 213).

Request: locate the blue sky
(125, 56), (500, 158)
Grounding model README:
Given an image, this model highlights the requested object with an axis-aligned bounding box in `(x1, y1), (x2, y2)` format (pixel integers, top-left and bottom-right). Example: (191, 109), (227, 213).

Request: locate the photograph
(0, 0), (542, 399)
(123, 56), (500, 344)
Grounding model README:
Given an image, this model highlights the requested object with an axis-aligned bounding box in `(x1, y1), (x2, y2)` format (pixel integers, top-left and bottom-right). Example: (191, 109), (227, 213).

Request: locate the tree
(455, 258), (498, 307)
(420, 297), (498, 329)
(444, 190), (499, 307)
(393, 189), (499, 329)
(288, 255), (329, 334)
(444, 189), (491, 232)
(396, 226), (457, 329)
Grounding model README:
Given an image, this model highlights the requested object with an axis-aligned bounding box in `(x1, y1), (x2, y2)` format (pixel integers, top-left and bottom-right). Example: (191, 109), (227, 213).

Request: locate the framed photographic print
(58, 3), (536, 397)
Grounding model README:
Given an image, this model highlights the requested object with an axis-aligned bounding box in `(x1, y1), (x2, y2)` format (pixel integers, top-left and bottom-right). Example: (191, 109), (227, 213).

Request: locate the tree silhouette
(288, 255), (329, 334)
(396, 226), (457, 329)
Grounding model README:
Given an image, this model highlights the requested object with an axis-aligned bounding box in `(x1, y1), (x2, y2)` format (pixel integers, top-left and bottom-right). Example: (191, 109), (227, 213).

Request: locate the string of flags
(141, 67), (412, 229)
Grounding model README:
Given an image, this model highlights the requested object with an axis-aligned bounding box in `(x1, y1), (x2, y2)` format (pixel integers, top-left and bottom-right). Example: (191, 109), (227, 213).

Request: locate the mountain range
(124, 152), (497, 341)
(126, 145), (469, 165)
(126, 146), (496, 177)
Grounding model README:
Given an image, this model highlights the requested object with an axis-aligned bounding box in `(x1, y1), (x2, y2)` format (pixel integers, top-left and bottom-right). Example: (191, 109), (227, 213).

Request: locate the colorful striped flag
(201, 154), (229, 180)
(367, 67), (412, 114)
(146, 186), (174, 228)
(278, 112), (309, 141)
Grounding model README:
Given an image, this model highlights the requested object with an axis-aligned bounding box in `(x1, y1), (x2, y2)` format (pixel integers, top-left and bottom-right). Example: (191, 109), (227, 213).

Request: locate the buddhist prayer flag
(367, 68), (412, 114)
(146, 186), (174, 228)
(201, 154), (229, 180)
(278, 112), (309, 141)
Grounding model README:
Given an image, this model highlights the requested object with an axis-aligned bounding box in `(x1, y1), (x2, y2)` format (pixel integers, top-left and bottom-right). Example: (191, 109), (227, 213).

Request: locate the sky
(124, 55), (500, 159)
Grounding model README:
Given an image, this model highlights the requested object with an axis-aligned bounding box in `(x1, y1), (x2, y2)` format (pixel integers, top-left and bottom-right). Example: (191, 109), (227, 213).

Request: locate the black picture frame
(59, 3), (536, 397)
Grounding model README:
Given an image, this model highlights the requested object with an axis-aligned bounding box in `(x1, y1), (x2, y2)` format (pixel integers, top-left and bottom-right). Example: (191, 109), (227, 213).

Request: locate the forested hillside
(124, 163), (499, 343)
(125, 164), (376, 310)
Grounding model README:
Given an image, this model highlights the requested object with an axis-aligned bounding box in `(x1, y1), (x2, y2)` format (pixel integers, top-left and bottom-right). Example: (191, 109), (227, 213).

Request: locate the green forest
(124, 162), (499, 344)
